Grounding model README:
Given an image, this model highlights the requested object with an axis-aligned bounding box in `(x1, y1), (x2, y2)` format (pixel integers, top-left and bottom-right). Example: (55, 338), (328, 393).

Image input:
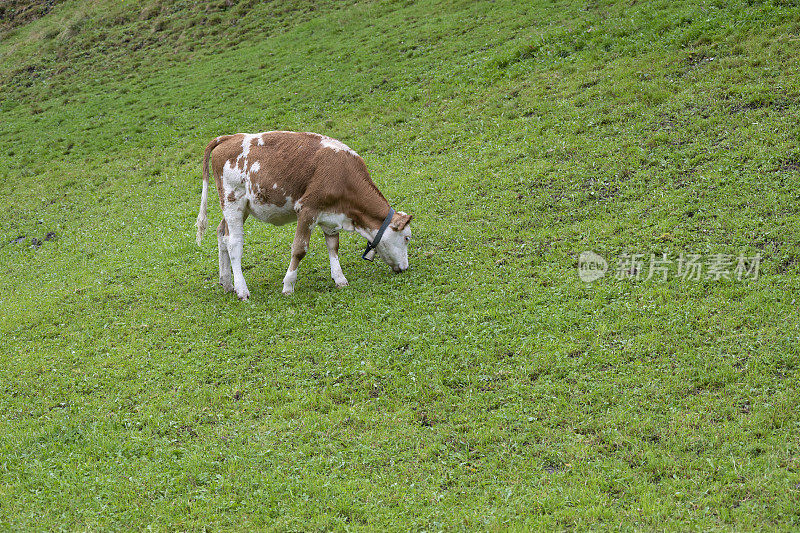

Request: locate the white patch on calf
(235, 133), (262, 172)
(316, 212), (355, 232)
(318, 135), (358, 156)
(240, 134), (259, 159)
(247, 196), (296, 226)
(222, 160), (247, 206)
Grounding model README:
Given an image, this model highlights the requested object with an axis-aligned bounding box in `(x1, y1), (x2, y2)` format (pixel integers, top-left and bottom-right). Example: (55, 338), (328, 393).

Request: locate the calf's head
(374, 211), (413, 272)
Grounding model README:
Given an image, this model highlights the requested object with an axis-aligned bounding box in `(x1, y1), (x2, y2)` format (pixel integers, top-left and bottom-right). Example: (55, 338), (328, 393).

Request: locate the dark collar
(362, 207), (394, 261)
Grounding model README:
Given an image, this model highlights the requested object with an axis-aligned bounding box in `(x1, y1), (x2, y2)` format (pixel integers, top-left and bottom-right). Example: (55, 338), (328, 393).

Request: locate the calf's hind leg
(224, 209), (251, 301)
(217, 219), (233, 293)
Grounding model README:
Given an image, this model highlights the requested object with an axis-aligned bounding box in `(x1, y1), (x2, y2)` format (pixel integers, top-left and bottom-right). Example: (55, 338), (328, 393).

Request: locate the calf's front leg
(324, 232), (348, 288)
(282, 215), (314, 295)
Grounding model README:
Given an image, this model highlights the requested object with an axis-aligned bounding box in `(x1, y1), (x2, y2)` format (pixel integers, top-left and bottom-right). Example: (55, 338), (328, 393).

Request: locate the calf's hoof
(220, 278), (234, 293)
(335, 280), (349, 288)
(237, 289), (250, 301)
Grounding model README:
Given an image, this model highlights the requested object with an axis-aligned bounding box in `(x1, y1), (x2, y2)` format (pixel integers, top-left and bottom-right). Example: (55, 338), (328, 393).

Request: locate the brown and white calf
(195, 131), (412, 300)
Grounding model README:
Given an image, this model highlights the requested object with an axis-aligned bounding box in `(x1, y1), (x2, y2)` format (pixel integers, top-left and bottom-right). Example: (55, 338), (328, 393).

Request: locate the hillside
(1, 0), (799, 529)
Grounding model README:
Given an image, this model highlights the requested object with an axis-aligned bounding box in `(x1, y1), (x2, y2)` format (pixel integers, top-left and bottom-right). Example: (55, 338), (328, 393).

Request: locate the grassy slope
(1, 0), (799, 529)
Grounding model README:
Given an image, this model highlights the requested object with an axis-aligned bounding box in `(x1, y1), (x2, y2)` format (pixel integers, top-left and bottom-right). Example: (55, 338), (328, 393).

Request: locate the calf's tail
(196, 135), (232, 245)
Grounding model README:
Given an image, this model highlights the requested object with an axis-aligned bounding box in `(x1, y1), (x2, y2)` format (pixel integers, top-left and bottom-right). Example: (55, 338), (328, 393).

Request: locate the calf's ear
(390, 211), (413, 230)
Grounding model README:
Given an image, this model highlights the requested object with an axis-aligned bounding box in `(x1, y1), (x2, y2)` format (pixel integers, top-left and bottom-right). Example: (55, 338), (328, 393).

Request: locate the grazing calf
(195, 131), (413, 300)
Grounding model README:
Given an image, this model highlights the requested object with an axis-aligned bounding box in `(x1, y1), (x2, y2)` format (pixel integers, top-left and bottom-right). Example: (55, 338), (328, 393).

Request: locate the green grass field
(1, 0), (799, 529)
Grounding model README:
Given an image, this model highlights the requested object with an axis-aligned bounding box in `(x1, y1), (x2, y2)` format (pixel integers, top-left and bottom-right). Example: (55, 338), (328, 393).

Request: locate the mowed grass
(1, 0), (799, 529)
